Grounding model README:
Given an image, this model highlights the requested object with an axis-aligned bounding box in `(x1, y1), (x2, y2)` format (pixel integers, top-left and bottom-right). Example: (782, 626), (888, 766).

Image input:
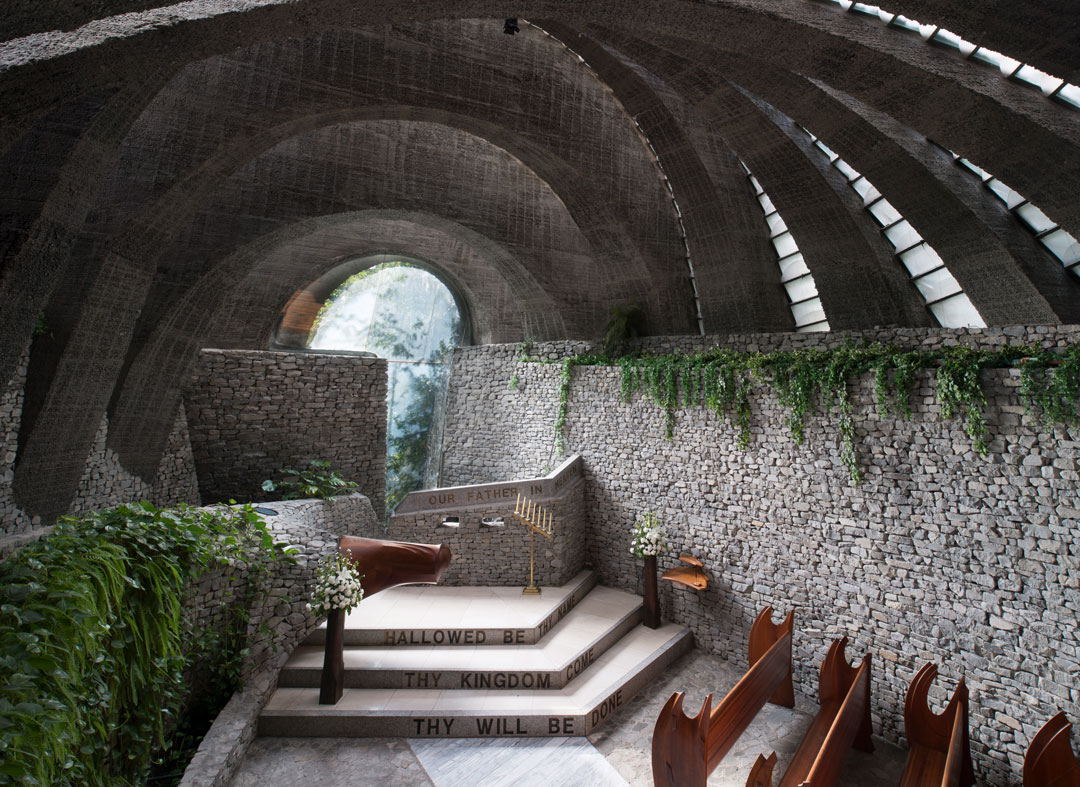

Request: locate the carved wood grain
(651, 607), (794, 787)
(899, 662), (974, 787)
(1025, 712), (1080, 787)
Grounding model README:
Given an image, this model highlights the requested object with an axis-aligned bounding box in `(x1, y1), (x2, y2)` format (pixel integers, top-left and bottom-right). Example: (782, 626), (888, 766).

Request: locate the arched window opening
(308, 260), (466, 515)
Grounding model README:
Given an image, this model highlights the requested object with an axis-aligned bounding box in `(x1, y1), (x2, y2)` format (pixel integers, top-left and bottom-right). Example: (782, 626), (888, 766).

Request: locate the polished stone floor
(232, 647), (907, 786)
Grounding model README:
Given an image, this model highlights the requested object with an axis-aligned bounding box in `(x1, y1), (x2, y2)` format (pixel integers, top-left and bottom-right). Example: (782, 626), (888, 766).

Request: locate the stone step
(259, 622), (692, 738)
(304, 569), (597, 647)
(279, 586), (643, 690)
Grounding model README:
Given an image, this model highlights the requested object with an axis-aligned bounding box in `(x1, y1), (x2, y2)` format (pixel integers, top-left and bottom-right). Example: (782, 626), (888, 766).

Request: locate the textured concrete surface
(231, 648), (908, 786)
(439, 328), (1080, 784)
(231, 738), (434, 787)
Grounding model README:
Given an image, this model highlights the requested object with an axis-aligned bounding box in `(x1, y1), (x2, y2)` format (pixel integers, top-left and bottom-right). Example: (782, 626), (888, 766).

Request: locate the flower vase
(643, 555), (661, 629)
(319, 608), (345, 705)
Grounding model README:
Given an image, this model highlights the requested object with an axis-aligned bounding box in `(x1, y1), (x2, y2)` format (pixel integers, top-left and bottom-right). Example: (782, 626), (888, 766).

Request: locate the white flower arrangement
(630, 512), (666, 558)
(308, 551), (365, 616)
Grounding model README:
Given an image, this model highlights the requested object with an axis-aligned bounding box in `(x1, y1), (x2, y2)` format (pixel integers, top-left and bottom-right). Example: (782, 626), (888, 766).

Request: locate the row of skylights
(801, 128), (985, 328)
(531, 21), (706, 336)
(931, 145), (1080, 278)
(740, 160), (830, 332)
(812, 0), (1079, 111)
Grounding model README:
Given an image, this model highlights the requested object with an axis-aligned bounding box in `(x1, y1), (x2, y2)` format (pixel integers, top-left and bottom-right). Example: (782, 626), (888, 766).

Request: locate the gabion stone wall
(185, 350), (387, 519)
(1, 348), (200, 551)
(440, 326), (1080, 786)
(388, 457), (588, 587)
(185, 493), (381, 675)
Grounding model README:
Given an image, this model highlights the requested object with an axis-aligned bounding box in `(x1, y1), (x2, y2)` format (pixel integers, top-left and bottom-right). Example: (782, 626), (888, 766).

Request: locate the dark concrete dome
(0, 0), (1078, 520)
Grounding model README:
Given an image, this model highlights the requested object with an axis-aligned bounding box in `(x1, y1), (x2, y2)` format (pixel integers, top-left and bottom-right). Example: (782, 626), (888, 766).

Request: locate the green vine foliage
(262, 460), (358, 501)
(0, 502), (292, 786)
(1019, 343), (1080, 427)
(514, 340), (1077, 485)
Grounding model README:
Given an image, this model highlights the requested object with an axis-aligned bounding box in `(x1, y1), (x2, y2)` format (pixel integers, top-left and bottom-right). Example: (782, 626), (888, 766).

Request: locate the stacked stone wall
(441, 326), (1080, 784)
(185, 350), (387, 519)
(1, 347), (200, 551)
(184, 493), (381, 674)
(387, 477), (587, 587)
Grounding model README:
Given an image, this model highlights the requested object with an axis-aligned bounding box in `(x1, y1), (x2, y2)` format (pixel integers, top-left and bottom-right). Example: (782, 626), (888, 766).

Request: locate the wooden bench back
(899, 663), (974, 787)
(651, 607), (794, 787)
(745, 637), (873, 787)
(1025, 712), (1080, 787)
(799, 639), (873, 787)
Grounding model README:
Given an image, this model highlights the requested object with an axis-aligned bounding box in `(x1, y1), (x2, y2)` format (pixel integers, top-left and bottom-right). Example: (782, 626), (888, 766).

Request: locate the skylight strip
(741, 159), (829, 331)
(811, 0), (1078, 111)
(801, 126), (984, 328)
(935, 142), (1080, 277)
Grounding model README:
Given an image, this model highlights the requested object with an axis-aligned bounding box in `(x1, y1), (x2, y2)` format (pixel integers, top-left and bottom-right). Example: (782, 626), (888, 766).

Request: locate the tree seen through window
(308, 261), (464, 515)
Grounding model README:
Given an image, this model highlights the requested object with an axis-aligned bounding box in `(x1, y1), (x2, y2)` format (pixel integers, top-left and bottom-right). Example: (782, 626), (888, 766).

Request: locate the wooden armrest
(652, 607), (794, 787)
(747, 638), (873, 787)
(1025, 712), (1080, 787)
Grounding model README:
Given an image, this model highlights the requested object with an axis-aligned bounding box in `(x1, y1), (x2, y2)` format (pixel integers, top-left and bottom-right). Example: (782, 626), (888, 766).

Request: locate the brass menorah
(512, 493), (553, 595)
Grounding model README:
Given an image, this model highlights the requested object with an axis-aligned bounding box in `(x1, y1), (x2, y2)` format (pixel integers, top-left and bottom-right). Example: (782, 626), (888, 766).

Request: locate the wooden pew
(1025, 712), (1080, 787)
(652, 607), (795, 787)
(746, 637), (873, 787)
(899, 663), (974, 787)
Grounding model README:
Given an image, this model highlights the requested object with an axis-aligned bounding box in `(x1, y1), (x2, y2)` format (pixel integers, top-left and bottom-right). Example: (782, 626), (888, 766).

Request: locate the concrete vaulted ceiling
(0, 0), (1077, 519)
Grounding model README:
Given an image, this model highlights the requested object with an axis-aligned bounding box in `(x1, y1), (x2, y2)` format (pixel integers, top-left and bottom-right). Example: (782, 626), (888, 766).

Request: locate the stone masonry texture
(440, 325), (1080, 785)
(184, 349), (388, 519)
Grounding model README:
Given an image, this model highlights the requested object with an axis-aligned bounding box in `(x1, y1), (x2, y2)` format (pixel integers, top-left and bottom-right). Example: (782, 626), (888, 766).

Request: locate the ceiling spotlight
(504, 18), (520, 35)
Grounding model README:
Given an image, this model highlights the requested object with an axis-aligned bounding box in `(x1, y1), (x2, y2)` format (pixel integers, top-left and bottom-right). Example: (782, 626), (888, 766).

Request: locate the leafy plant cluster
(0, 502), (292, 786)
(262, 460), (358, 501)
(516, 340), (1080, 484)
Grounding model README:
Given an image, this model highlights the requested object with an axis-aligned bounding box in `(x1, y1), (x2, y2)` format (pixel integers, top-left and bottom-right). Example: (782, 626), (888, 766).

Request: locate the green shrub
(262, 460), (358, 501)
(0, 502), (291, 786)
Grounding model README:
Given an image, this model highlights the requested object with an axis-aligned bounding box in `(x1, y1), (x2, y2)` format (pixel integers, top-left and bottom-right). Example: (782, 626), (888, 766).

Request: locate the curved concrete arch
(534, 19), (792, 334)
(17, 110), (622, 518)
(2, 1), (1074, 137)
(588, 28), (929, 329)
(106, 209), (565, 478)
(634, 40), (1077, 325)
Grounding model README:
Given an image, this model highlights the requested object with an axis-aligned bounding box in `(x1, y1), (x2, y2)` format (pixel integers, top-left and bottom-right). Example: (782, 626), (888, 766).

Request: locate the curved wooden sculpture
(1025, 712), (1080, 787)
(338, 535), (452, 597)
(321, 536), (451, 704)
(652, 607), (794, 787)
(661, 554), (709, 591)
(747, 637), (873, 787)
(899, 663), (974, 787)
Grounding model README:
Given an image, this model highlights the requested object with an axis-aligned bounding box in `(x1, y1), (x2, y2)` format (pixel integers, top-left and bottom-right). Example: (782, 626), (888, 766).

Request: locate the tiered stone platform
(259, 570), (691, 738)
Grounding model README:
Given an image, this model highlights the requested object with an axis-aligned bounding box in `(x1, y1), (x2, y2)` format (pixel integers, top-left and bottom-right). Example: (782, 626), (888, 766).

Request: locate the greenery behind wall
(517, 340), (1080, 482)
(0, 502), (293, 786)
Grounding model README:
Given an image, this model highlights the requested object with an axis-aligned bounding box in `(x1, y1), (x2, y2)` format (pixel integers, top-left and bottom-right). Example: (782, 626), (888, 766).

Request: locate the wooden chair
(899, 663), (974, 787)
(1025, 712), (1080, 787)
(651, 607), (795, 787)
(746, 637), (873, 787)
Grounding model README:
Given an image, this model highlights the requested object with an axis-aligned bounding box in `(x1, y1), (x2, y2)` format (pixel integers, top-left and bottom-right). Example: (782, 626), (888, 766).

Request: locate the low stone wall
(186, 493), (381, 674)
(1, 346), (200, 550)
(179, 493), (380, 787)
(440, 326), (1080, 785)
(388, 456), (588, 586)
(185, 349), (388, 519)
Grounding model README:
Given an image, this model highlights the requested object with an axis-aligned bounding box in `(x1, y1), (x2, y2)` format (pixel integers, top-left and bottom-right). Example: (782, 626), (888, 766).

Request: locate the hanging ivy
(0, 502), (293, 786)
(512, 338), (1079, 484)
